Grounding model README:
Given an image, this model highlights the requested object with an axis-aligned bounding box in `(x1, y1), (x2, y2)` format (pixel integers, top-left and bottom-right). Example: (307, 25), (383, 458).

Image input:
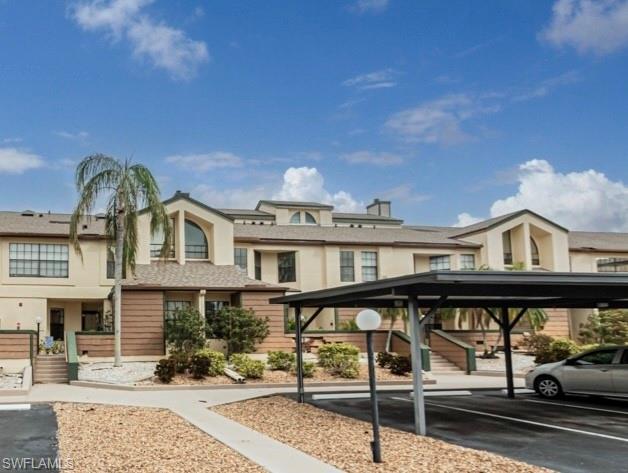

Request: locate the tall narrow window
(290, 212), (301, 224)
(106, 246), (115, 279)
(429, 255), (451, 270)
(340, 250), (355, 282)
(151, 217), (175, 258)
(254, 251), (262, 280)
(9, 243), (69, 278)
(460, 254), (475, 270)
(361, 251), (378, 281)
(185, 220), (208, 259)
(234, 248), (247, 271)
(304, 212), (316, 224)
(502, 231), (513, 265)
(530, 237), (540, 266)
(278, 251), (296, 283)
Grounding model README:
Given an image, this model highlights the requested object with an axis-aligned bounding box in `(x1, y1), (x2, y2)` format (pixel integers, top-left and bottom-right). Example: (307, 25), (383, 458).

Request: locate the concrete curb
(70, 378), (436, 391)
(471, 370), (526, 379)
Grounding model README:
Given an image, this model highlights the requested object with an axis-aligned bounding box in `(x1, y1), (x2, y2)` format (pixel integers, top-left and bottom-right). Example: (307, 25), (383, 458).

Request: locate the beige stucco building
(1, 191), (627, 372)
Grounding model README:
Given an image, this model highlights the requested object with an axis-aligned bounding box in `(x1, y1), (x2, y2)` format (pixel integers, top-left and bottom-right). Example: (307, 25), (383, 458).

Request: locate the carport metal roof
(271, 271), (628, 309)
(271, 271), (628, 437)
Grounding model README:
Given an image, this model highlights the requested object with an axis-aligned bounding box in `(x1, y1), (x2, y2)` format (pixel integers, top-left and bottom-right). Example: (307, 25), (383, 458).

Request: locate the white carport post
(407, 293), (426, 436)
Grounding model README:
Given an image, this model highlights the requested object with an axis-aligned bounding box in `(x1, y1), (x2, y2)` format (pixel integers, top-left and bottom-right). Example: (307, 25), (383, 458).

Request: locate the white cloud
(0, 148), (45, 174)
(274, 167), (362, 212)
(342, 68), (398, 90)
(463, 159), (628, 231)
(385, 94), (500, 145)
(2, 137), (23, 144)
(193, 184), (269, 209)
(454, 212), (483, 227)
(70, 0), (209, 80)
(54, 130), (90, 142)
(350, 0), (389, 14)
(165, 152), (243, 171)
(341, 150), (403, 166)
(541, 0), (628, 55)
(511, 70), (580, 102)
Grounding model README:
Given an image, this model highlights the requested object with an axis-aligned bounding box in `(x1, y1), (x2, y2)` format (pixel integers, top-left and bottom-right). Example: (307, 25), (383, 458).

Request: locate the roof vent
(366, 198), (391, 217)
(21, 210), (35, 217)
(174, 190), (190, 198)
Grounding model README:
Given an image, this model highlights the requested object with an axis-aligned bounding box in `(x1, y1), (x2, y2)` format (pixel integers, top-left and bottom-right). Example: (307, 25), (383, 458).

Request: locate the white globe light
(35, 316), (43, 324)
(355, 309), (382, 331)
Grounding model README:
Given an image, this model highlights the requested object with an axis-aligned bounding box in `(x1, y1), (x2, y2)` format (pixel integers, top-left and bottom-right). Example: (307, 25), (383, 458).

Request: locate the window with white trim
(234, 248), (247, 270)
(304, 212), (316, 224)
(361, 251), (378, 281)
(597, 258), (628, 272)
(429, 255), (451, 270)
(340, 250), (355, 282)
(9, 243), (69, 278)
(460, 254), (475, 270)
(290, 212), (301, 224)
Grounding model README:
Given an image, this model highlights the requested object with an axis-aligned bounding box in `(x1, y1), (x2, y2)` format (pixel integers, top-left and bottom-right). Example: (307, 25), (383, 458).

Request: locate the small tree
(381, 308), (408, 352)
(579, 310), (628, 345)
(165, 307), (205, 357)
(207, 306), (269, 356)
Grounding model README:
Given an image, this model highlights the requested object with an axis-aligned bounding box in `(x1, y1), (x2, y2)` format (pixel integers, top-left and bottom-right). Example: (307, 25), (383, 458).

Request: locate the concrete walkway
(0, 374), (521, 473)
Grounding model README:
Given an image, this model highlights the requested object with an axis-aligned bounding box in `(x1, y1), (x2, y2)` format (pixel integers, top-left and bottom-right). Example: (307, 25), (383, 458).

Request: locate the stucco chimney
(366, 198), (391, 217)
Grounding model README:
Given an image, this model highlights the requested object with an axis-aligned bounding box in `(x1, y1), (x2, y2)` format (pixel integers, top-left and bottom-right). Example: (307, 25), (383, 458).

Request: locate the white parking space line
(312, 393), (370, 400)
(524, 398), (628, 416)
(501, 388), (535, 394)
(425, 401), (628, 443)
(410, 390), (472, 397)
(0, 404), (31, 411)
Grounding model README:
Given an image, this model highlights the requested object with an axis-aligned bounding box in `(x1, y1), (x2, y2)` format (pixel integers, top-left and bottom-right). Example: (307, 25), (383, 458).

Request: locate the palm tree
(381, 307), (408, 352)
(70, 155), (171, 366)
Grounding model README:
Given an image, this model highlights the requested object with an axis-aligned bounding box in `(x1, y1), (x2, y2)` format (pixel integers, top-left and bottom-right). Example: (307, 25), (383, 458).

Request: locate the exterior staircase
(34, 354), (69, 384)
(429, 352), (464, 373)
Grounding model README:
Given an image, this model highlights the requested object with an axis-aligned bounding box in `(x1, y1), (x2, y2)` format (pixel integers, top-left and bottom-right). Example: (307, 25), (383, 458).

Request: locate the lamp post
(35, 316), (42, 354)
(355, 309), (382, 463)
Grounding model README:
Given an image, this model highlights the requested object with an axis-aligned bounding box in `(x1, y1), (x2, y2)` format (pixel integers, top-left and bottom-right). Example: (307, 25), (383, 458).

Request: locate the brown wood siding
(241, 291), (289, 352)
(336, 308), (405, 331)
(539, 309), (571, 338)
(76, 334), (114, 357)
(447, 331), (525, 350)
(391, 334), (411, 355)
(121, 290), (165, 356)
(0, 333), (33, 359)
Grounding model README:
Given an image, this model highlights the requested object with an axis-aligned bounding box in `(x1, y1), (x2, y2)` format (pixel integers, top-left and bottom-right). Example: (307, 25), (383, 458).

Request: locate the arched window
(304, 212), (316, 224)
(185, 220), (208, 259)
(530, 237), (540, 266)
(290, 212), (301, 224)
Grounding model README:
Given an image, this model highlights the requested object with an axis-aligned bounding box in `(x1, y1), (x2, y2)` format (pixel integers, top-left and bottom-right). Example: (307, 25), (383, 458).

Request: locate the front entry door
(50, 308), (65, 341)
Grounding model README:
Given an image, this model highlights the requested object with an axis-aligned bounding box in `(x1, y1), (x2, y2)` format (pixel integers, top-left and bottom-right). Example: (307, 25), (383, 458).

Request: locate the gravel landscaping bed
(0, 372), (23, 390)
(138, 364), (413, 386)
(79, 362), (156, 384)
(54, 403), (264, 473)
(214, 396), (553, 473)
(475, 353), (536, 373)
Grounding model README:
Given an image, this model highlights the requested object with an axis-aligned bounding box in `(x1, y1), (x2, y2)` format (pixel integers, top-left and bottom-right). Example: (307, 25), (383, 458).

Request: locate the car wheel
(534, 376), (563, 399)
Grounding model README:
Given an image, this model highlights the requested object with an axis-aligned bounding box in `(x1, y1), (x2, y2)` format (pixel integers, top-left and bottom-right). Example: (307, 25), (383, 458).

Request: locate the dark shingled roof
(448, 209), (569, 237)
(218, 209), (275, 220)
(332, 212), (404, 224)
(122, 262), (285, 290)
(234, 223), (479, 248)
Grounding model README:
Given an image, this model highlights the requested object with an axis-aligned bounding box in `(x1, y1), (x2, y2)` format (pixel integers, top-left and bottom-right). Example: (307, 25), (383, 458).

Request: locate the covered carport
(271, 270), (628, 435)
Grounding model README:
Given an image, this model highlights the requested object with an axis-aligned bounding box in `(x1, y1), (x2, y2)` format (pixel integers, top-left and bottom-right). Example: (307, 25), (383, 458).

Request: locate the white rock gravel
(78, 362), (156, 384)
(475, 353), (536, 373)
(0, 372), (23, 389)
(215, 396), (554, 473)
(54, 403), (264, 473)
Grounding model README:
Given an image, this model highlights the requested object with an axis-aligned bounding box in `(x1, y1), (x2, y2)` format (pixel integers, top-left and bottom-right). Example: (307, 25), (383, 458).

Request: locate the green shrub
(339, 319), (359, 331)
(169, 350), (190, 374)
(376, 351), (394, 368)
(389, 355), (412, 375)
(230, 354), (265, 379)
(290, 360), (316, 378)
(165, 307), (205, 358)
(207, 307), (270, 355)
(154, 358), (175, 383)
(195, 349), (226, 376)
(318, 342), (360, 378)
(189, 353), (211, 379)
(535, 338), (580, 364)
(579, 310), (628, 345)
(267, 351), (296, 371)
(523, 333), (554, 354)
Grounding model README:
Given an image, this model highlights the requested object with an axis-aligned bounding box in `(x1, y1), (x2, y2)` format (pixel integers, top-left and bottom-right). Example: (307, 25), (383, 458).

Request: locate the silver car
(525, 345), (628, 399)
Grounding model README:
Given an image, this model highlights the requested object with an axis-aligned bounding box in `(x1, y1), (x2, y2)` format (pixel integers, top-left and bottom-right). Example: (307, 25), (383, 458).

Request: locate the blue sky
(1, 0), (628, 230)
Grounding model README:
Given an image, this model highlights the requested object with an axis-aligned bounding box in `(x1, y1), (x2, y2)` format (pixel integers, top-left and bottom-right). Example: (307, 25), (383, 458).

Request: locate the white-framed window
(185, 220), (208, 259)
(278, 251), (297, 283)
(597, 258), (628, 272)
(9, 243), (69, 278)
(361, 251), (378, 281)
(460, 254), (475, 270)
(530, 237), (540, 266)
(304, 212), (316, 224)
(290, 212), (301, 224)
(340, 250), (355, 282)
(503, 230), (513, 265)
(429, 255), (451, 271)
(234, 248), (247, 270)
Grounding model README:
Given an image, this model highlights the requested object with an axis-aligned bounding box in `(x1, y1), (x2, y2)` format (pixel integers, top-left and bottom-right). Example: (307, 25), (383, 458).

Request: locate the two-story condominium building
(1, 190), (627, 372)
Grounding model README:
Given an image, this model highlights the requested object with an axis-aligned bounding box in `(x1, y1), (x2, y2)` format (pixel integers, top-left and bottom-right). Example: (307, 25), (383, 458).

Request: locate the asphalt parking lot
(0, 404), (59, 472)
(308, 390), (628, 473)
